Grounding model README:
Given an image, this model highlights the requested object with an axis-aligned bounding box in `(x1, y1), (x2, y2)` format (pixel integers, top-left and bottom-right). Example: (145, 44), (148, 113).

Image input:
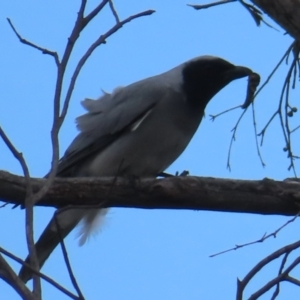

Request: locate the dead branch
(210, 214), (299, 257)
(0, 254), (35, 300)
(1, 171), (300, 215)
(251, 0), (300, 42)
(0, 246), (79, 299)
(236, 239), (300, 300)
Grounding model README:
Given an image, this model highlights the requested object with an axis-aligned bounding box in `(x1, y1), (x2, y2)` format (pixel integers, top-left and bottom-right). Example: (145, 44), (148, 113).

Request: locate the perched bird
(19, 56), (253, 282)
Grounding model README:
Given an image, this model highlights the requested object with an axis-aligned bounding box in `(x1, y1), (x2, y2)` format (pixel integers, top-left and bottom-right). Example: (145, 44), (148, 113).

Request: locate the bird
(19, 55), (254, 282)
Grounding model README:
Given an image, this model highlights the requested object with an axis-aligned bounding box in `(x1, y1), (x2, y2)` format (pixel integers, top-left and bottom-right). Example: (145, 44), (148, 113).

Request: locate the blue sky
(1, 1), (300, 299)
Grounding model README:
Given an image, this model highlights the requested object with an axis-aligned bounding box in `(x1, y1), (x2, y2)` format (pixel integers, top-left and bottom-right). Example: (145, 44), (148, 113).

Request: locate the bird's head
(181, 56), (253, 109)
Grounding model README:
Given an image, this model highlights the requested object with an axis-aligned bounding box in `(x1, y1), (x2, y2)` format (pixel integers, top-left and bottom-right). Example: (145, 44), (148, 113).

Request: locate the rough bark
(252, 0), (300, 41)
(1, 171), (300, 216)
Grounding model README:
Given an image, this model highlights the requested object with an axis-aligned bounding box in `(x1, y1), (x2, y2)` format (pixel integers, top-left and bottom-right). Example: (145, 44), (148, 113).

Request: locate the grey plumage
(19, 56), (253, 282)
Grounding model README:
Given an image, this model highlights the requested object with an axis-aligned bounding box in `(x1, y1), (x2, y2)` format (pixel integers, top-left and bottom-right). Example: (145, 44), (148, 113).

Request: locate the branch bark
(251, 0), (300, 42)
(1, 171), (300, 216)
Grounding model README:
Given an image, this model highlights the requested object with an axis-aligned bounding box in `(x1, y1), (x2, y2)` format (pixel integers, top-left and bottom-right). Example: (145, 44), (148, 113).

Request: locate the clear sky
(1, 1), (300, 299)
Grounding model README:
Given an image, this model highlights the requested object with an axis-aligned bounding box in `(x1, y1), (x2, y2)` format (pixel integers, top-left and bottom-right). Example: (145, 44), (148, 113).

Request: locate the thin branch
(187, 0), (236, 10)
(251, 103), (265, 167)
(236, 240), (300, 300)
(26, 0), (107, 204)
(277, 55), (298, 176)
(0, 253), (35, 300)
(258, 110), (278, 146)
(255, 42), (294, 98)
(257, 41), (299, 175)
(291, 124), (300, 134)
(44, 0), (89, 192)
(0, 246), (79, 300)
(59, 9), (155, 123)
(6, 18), (59, 66)
(285, 275), (300, 286)
(210, 213), (299, 257)
(109, 0), (120, 23)
(210, 71), (260, 169)
(83, 0), (109, 28)
(248, 256), (300, 300)
(209, 105), (241, 121)
(0, 127), (30, 180)
(54, 216), (85, 300)
(0, 126), (41, 295)
(270, 252), (289, 300)
(227, 109), (247, 171)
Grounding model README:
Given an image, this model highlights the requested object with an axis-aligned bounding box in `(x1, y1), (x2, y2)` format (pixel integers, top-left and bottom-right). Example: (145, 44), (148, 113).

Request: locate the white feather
(77, 208), (109, 246)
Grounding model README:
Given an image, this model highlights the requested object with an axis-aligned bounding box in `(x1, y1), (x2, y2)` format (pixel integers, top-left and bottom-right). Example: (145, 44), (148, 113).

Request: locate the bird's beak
(223, 65), (260, 109)
(225, 66), (253, 81)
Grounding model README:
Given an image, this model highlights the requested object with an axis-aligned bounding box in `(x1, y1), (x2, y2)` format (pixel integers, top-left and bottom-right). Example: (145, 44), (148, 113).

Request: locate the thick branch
(1, 171), (300, 215)
(251, 0), (300, 41)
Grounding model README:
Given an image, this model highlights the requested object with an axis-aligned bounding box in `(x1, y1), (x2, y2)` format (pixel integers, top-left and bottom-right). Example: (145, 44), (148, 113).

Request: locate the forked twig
(237, 239), (300, 300)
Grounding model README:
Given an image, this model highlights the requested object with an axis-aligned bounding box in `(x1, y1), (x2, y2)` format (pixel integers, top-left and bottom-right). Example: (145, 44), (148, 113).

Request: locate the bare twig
(109, 0), (120, 23)
(54, 216), (85, 300)
(248, 256), (300, 300)
(270, 252), (289, 300)
(258, 110), (278, 146)
(291, 124), (300, 134)
(227, 109), (247, 171)
(187, 0), (236, 10)
(277, 55), (298, 176)
(285, 275), (300, 286)
(0, 246), (79, 300)
(254, 42), (294, 98)
(0, 126), (41, 295)
(6, 18), (59, 66)
(83, 0), (109, 28)
(0, 127), (30, 180)
(257, 42), (294, 146)
(0, 253), (35, 300)
(60, 9), (155, 123)
(236, 239), (300, 300)
(210, 213), (299, 257)
(44, 0), (89, 193)
(257, 41), (300, 174)
(209, 105), (241, 121)
(251, 103), (266, 167)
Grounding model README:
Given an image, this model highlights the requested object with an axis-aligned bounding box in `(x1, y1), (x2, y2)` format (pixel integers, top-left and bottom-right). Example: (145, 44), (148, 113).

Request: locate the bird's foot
(158, 170), (189, 178)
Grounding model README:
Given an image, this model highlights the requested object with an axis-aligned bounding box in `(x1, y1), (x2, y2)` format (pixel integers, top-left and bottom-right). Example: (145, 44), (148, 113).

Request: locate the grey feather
(19, 55), (254, 282)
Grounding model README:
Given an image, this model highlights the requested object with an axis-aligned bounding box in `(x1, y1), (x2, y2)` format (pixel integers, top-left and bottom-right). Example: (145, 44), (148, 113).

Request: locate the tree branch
(0, 246), (79, 299)
(1, 171), (300, 215)
(0, 254), (36, 300)
(6, 18), (60, 66)
(251, 0), (300, 41)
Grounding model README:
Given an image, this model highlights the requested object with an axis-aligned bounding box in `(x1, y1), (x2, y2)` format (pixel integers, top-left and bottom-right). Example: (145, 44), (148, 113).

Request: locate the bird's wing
(57, 79), (168, 176)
